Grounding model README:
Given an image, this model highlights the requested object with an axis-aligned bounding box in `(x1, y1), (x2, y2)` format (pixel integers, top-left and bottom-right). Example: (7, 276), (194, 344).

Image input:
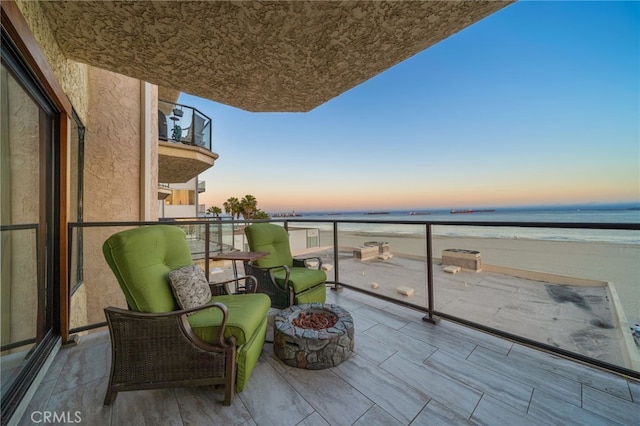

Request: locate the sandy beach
(287, 229), (636, 369)
(205, 226), (640, 369)
(316, 230), (640, 325)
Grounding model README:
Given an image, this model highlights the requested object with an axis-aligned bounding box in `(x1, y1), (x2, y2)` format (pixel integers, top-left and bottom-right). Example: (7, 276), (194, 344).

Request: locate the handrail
(158, 99), (212, 150)
(285, 218), (640, 230)
(67, 218), (639, 379)
(148, 216), (640, 230)
(67, 220), (227, 297)
(158, 99), (210, 121)
(424, 223), (435, 323)
(0, 223), (38, 231)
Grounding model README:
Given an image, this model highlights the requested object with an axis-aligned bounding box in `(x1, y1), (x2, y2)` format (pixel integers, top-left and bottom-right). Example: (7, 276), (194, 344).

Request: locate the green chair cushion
(103, 225), (192, 313)
(245, 224), (293, 268)
(236, 317), (268, 392)
(273, 267), (326, 293)
(188, 293), (271, 346)
(294, 283), (327, 305)
(103, 225), (270, 396)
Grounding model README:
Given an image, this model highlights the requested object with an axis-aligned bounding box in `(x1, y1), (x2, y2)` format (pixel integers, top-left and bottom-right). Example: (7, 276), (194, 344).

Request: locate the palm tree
(223, 197), (241, 219)
(240, 194), (258, 220)
(253, 209), (270, 220)
(206, 206), (222, 218)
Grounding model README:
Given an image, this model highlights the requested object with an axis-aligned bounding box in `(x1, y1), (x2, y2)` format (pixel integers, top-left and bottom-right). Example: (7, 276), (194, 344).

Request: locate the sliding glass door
(1, 32), (59, 418)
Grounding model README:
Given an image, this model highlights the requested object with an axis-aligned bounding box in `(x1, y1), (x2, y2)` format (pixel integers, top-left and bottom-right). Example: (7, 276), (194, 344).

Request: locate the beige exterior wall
(84, 67), (142, 221)
(81, 68), (158, 324)
(12, 0), (160, 327)
(147, 85), (160, 220)
(15, 0), (89, 122)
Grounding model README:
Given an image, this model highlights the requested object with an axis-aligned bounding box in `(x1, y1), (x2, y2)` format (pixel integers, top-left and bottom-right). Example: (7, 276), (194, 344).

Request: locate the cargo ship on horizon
(450, 209), (496, 214)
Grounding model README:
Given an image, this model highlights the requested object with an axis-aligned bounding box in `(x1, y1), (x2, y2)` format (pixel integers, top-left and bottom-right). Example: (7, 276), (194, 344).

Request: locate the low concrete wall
(442, 249), (481, 272)
(607, 281), (640, 371)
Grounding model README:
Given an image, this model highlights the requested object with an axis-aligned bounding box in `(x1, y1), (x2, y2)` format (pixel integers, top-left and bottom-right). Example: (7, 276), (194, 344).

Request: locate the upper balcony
(158, 100), (219, 183)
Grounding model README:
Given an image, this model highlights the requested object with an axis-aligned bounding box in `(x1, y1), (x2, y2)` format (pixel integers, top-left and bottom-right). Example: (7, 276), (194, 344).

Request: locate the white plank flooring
(17, 289), (640, 426)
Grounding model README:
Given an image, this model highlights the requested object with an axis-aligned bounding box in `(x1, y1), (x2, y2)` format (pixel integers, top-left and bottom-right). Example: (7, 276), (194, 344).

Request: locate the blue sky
(181, 1), (640, 213)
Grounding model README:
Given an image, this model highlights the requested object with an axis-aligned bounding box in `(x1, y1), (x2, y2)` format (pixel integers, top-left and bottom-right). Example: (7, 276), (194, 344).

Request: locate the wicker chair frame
(244, 257), (323, 309)
(104, 277), (257, 406)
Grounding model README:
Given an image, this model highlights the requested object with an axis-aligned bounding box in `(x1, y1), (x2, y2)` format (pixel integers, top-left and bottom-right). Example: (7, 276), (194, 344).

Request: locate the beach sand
(207, 227), (639, 369)
(316, 230), (640, 325)
(288, 229), (639, 369)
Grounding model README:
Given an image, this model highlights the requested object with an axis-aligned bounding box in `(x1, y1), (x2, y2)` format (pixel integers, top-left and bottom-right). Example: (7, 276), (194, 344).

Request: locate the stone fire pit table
(274, 303), (354, 369)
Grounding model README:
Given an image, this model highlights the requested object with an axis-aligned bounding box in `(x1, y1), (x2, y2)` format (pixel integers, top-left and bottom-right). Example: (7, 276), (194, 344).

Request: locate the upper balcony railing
(158, 99), (212, 151)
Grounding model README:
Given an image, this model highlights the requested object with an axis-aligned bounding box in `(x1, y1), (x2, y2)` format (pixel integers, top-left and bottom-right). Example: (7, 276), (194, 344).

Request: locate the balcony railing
(67, 218), (640, 380)
(158, 99), (212, 151)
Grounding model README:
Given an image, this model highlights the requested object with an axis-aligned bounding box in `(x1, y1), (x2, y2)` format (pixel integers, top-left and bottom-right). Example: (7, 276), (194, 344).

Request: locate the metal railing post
(423, 223), (439, 324)
(67, 223), (73, 298)
(204, 222), (210, 280)
(216, 219), (223, 252)
(231, 218), (236, 250)
(331, 221), (342, 291)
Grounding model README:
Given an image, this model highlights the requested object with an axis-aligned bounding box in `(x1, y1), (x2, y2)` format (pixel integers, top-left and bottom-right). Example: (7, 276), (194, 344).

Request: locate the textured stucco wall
(68, 285), (88, 331)
(12, 1), (159, 326)
(84, 67), (141, 221)
(158, 86), (180, 104)
(15, 0), (89, 122)
(3, 1), (86, 343)
(82, 68), (144, 323)
(149, 86), (159, 221)
(38, 0), (513, 112)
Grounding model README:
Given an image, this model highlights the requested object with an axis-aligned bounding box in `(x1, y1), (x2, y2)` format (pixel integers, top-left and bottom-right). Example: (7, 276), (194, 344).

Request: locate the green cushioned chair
(244, 223), (327, 308)
(102, 225), (270, 406)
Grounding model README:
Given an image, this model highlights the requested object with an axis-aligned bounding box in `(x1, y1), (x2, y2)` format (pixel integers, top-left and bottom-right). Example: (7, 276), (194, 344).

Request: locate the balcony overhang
(158, 142), (219, 183)
(37, 1), (513, 112)
(157, 186), (172, 200)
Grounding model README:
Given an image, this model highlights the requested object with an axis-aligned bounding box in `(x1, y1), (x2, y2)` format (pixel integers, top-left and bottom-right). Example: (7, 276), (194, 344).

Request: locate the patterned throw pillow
(168, 264), (212, 310)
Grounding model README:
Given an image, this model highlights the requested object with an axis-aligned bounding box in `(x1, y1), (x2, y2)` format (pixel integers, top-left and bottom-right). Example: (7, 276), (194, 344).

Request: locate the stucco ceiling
(39, 0), (513, 112)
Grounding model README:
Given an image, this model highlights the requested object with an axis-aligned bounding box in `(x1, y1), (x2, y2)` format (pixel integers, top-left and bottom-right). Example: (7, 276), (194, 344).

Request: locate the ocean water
(283, 207), (640, 244)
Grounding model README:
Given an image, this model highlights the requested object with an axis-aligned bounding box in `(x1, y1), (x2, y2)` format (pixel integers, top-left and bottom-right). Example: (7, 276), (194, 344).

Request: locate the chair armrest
(210, 275), (258, 295)
(245, 262), (291, 290)
(104, 301), (234, 349)
(293, 256), (323, 270)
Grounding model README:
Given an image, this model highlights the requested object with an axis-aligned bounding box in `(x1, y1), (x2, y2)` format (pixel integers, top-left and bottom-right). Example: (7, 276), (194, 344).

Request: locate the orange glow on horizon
(200, 185), (638, 213)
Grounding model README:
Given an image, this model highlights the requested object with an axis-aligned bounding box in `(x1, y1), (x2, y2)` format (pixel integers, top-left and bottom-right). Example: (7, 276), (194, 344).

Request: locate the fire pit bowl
(274, 303), (354, 369)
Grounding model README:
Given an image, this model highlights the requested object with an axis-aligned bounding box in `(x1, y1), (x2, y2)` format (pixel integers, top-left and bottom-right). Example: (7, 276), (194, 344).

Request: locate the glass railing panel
(69, 225), (83, 295)
(166, 220), (235, 279)
(69, 224), (132, 331)
(0, 226), (39, 394)
(286, 221), (335, 283)
(158, 99), (212, 150)
(66, 220), (638, 376)
(218, 221), (237, 251)
(431, 224), (640, 374)
(68, 221), (253, 332)
(335, 222), (428, 307)
(201, 119), (211, 150)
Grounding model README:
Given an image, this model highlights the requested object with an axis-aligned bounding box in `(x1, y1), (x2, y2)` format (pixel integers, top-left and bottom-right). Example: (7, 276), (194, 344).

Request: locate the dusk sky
(182, 1), (640, 213)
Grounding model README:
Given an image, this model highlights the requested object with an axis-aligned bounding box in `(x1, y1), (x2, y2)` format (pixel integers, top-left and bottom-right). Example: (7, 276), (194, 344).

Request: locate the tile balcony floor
(18, 288), (640, 426)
